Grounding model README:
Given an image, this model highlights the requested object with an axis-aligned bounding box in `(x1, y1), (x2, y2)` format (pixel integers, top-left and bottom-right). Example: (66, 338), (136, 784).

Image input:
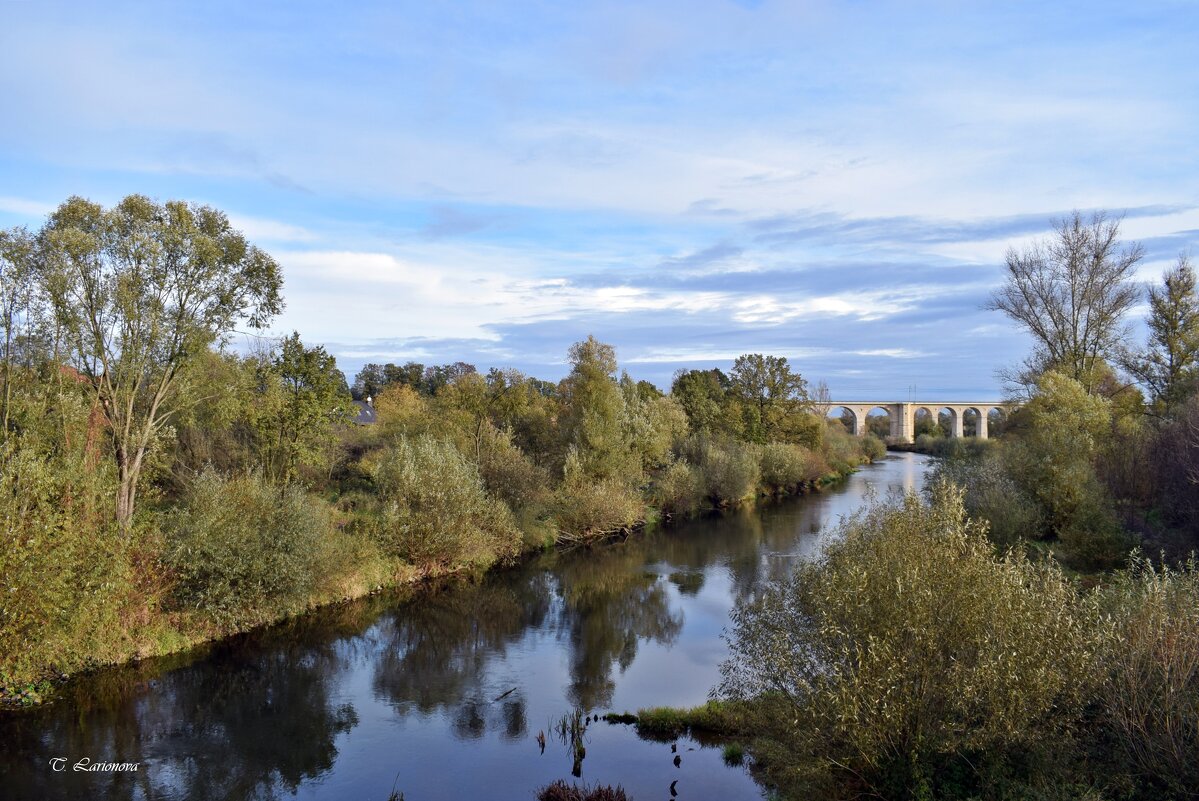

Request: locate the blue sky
(2, 1), (1198, 400)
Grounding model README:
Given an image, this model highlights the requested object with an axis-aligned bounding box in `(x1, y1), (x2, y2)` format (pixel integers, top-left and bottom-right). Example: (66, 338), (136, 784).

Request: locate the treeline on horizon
(705, 212), (1199, 801)
(0, 194), (883, 702)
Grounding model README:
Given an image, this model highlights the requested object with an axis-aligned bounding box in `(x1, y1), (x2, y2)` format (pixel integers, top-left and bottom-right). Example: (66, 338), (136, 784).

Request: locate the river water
(0, 453), (929, 801)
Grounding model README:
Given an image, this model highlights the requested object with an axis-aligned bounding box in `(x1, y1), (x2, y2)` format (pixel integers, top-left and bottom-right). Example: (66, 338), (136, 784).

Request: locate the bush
(368, 435), (521, 569)
(553, 449), (645, 542)
(476, 426), (551, 515)
(758, 441), (825, 493)
(1099, 557), (1199, 795)
(912, 434), (994, 460)
(700, 440), (760, 505)
(0, 437), (123, 695)
(929, 454), (1042, 549)
(651, 458), (704, 515)
(718, 485), (1099, 798)
(165, 470), (331, 627)
(861, 434), (886, 461)
(823, 424), (865, 474)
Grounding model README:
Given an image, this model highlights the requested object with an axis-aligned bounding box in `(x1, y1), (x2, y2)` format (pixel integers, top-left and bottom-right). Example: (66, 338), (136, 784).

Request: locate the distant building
(351, 397), (377, 425)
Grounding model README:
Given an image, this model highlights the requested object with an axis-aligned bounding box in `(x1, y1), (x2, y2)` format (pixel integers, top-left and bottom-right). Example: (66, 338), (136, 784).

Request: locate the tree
(253, 332), (354, 481)
(728, 354), (812, 443)
(559, 336), (634, 481)
(38, 195), (283, 532)
(986, 211), (1142, 394)
(0, 227), (38, 437)
(1121, 256), (1199, 413)
(670, 368), (734, 435)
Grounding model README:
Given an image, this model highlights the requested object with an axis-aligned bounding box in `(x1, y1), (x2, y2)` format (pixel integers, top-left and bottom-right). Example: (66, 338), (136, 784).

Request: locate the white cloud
(0, 196), (54, 218)
(227, 214), (319, 244)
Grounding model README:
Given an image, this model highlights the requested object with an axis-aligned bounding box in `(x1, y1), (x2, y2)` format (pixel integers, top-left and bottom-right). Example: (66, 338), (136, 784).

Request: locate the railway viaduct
(816, 401), (1019, 443)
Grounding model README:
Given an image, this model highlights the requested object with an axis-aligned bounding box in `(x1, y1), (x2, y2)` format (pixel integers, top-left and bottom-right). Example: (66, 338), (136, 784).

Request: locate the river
(0, 453), (930, 801)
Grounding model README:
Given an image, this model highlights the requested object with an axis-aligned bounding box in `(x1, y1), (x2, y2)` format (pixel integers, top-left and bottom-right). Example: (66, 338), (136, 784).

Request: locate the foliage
(757, 441), (827, 494)
(559, 336), (639, 482)
(650, 458), (704, 515)
(619, 372), (688, 472)
(0, 226), (38, 436)
(165, 470), (331, 627)
(627, 700), (751, 739)
(929, 451), (1041, 549)
(718, 486), (1099, 798)
(823, 424), (868, 474)
(37, 195), (284, 530)
(367, 435), (521, 569)
(860, 433), (886, 461)
(729, 353), (812, 444)
(1150, 396), (1199, 539)
(1120, 255), (1199, 414)
(676, 436), (760, 505)
(1005, 372), (1130, 568)
(0, 433), (122, 694)
(671, 368), (738, 436)
(250, 332), (354, 482)
(352, 360), (476, 399)
(1098, 556), (1199, 796)
(552, 449), (646, 542)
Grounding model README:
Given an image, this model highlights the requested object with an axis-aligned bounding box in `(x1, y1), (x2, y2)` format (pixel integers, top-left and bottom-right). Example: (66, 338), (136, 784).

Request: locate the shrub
(823, 424), (865, 474)
(1099, 557), (1199, 795)
(553, 448), (645, 542)
(860, 434), (886, 461)
(368, 435), (521, 569)
(700, 440), (760, 505)
(651, 458), (704, 515)
(165, 469), (331, 627)
(718, 485), (1099, 797)
(0, 437), (122, 695)
(758, 441), (824, 493)
(476, 426), (551, 515)
(929, 454), (1042, 549)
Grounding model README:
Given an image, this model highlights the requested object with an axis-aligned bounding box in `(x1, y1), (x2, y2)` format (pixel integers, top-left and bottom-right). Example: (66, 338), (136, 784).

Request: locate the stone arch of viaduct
(817, 401), (1019, 443)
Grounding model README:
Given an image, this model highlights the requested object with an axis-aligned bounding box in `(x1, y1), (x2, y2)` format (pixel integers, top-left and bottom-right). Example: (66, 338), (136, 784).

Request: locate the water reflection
(0, 454), (929, 801)
(3, 636), (359, 801)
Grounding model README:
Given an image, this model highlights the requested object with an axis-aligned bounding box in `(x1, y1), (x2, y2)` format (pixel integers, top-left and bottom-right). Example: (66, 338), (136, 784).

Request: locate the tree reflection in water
(2, 635), (358, 801)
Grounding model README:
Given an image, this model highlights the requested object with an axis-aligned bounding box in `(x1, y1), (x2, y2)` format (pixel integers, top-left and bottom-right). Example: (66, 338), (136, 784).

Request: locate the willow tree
(0, 227), (37, 437)
(986, 211), (1142, 394)
(38, 195), (283, 533)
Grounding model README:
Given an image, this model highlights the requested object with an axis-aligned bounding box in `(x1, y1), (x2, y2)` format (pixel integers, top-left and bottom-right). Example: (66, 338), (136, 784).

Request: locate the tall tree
(729, 354), (811, 443)
(38, 195), (283, 532)
(254, 332), (354, 481)
(986, 211), (1142, 393)
(1121, 256), (1199, 413)
(559, 335), (631, 480)
(0, 227), (38, 437)
(671, 368), (734, 435)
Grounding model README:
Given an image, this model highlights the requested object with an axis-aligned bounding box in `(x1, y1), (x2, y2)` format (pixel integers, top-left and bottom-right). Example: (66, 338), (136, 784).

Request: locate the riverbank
(1, 455), (874, 711)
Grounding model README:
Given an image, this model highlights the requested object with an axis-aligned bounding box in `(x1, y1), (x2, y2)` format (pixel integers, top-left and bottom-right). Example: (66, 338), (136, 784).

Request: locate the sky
(2, 1), (1198, 401)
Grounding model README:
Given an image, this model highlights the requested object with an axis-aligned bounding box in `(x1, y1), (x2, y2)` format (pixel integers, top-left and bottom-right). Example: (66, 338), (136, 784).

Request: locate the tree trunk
(115, 447), (133, 534)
